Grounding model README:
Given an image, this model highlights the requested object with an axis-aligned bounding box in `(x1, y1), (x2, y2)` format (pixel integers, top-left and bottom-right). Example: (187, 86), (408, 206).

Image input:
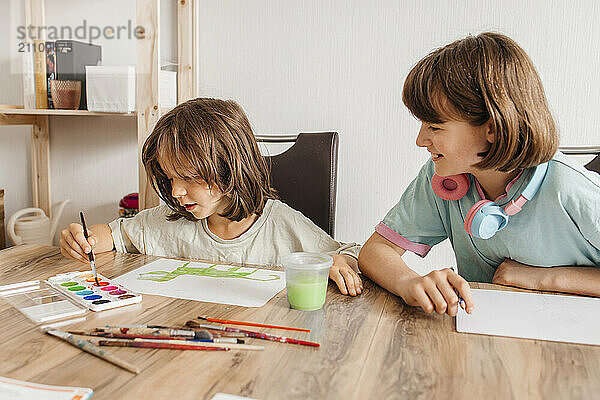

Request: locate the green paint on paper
(137, 262), (281, 283)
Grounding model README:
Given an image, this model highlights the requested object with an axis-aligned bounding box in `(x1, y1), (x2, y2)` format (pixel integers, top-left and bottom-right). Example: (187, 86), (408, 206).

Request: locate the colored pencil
(44, 329), (140, 374)
(90, 339), (229, 351)
(97, 326), (213, 339)
(193, 323), (320, 348)
(79, 212), (99, 285)
(198, 315), (311, 333)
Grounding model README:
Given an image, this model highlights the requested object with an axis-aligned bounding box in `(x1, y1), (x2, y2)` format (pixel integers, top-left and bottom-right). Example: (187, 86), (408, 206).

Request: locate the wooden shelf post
(136, 0), (161, 210)
(24, 0), (51, 216)
(177, 0), (196, 103)
(31, 116), (51, 216)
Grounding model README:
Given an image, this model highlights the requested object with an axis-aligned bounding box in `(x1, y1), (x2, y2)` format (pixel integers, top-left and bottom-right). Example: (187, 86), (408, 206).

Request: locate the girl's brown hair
(403, 32), (558, 172)
(142, 98), (277, 222)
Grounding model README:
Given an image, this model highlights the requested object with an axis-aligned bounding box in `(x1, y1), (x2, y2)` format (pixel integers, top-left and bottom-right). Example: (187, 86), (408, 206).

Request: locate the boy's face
(415, 119), (494, 177)
(160, 161), (227, 220)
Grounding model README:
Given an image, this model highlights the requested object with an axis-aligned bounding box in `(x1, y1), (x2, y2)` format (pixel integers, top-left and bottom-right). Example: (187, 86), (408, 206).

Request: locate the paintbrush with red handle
(191, 323), (320, 348)
(186, 321), (247, 337)
(197, 315), (311, 333)
(90, 339), (229, 351)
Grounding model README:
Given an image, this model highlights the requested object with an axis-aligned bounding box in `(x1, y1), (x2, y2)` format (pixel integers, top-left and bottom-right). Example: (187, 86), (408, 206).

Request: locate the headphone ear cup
(464, 200), (509, 239)
(431, 174), (470, 201)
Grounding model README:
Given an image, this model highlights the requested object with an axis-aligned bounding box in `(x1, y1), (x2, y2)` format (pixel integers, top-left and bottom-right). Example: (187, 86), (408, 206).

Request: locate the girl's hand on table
(398, 268), (474, 316)
(330, 255), (363, 296)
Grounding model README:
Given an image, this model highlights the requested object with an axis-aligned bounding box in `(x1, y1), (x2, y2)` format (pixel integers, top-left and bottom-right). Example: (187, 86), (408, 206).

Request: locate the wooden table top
(1, 244), (599, 400)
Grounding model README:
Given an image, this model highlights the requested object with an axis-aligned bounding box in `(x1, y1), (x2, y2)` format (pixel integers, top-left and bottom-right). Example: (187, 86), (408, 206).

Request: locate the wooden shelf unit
(1, 0), (197, 217)
(0, 108), (136, 117)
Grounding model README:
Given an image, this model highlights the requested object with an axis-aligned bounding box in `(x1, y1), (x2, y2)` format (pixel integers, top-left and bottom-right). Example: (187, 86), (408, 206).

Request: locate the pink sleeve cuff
(375, 222), (432, 258)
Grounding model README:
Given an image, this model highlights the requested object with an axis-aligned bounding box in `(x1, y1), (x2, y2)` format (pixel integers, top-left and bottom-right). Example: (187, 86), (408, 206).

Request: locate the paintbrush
(186, 320), (247, 337)
(68, 330), (212, 341)
(96, 326), (213, 339)
(89, 338), (229, 351)
(132, 338), (264, 351)
(97, 328), (241, 343)
(79, 212), (99, 285)
(44, 329), (139, 374)
(89, 337), (262, 351)
(102, 324), (228, 336)
(191, 323), (320, 348)
(198, 315), (311, 332)
(103, 324), (171, 329)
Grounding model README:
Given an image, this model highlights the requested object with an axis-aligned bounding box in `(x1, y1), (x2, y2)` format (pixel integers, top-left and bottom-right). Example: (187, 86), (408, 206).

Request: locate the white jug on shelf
(7, 200), (70, 246)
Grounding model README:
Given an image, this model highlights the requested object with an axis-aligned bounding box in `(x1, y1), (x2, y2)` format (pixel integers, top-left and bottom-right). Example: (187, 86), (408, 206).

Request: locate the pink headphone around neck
(430, 162), (549, 239)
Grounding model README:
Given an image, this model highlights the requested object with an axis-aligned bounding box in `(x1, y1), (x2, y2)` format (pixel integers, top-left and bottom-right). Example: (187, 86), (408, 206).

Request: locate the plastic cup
(282, 252), (332, 311)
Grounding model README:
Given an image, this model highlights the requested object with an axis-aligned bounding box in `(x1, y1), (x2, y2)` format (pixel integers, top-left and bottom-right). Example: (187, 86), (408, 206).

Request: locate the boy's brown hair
(142, 98), (277, 222)
(403, 32), (558, 172)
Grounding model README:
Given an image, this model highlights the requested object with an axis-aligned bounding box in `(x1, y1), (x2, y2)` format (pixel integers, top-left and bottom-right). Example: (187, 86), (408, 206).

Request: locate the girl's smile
(416, 119), (493, 177)
(431, 153), (444, 162)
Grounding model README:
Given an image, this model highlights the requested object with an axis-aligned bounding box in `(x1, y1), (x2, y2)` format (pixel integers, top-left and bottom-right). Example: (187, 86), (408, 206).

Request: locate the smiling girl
(60, 98), (362, 296)
(359, 32), (600, 315)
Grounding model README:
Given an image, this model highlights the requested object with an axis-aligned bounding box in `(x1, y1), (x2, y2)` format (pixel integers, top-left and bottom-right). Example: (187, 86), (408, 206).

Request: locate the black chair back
(261, 132), (338, 237)
(585, 155), (600, 174)
(560, 146), (600, 175)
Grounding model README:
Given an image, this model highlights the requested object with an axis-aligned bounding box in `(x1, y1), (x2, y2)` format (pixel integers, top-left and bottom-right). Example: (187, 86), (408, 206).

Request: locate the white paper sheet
(456, 289), (600, 345)
(211, 393), (257, 400)
(0, 376), (93, 400)
(114, 258), (285, 307)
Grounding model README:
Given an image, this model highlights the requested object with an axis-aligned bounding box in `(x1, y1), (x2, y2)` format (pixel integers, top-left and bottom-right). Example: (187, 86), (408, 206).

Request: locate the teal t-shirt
(377, 152), (600, 282)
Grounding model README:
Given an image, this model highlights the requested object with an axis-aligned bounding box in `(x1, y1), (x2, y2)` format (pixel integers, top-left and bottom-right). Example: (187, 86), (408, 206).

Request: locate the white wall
(0, 0), (176, 246)
(2, 1), (598, 274)
(195, 0), (600, 274)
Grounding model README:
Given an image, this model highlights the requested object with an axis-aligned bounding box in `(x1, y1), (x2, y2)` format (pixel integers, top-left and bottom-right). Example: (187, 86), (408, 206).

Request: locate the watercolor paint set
(47, 271), (142, 311)
(0, 272), (142, 324)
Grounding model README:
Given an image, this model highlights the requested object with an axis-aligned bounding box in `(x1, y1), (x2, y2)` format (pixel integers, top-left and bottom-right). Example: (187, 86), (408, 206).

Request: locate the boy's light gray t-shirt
(109, 199), (359, 267)
(377, 152), (600, 282)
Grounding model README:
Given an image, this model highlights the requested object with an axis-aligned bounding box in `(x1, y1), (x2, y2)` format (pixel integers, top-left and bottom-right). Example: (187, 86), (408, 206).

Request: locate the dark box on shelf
(55, 40), (102, 110)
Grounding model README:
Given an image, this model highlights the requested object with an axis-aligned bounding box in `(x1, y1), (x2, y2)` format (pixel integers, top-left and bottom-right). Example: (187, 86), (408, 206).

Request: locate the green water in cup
(286, 277), (328, 311)
(283, 252), (332, 311)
